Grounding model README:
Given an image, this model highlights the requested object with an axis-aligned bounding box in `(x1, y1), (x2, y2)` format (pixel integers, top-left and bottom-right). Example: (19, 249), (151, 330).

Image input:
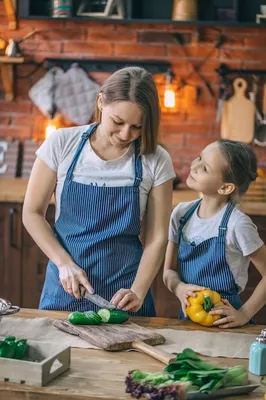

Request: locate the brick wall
(0, 1), (266, 180)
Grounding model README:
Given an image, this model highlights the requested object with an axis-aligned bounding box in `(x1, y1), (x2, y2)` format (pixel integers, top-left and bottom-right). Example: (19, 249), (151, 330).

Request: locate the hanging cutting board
(53, 319), (175, 365)
(221, 77), (255, 143)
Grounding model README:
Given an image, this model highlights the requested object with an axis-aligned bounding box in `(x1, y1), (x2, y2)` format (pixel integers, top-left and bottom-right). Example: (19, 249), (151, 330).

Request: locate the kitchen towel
(0, 317), (99, 349)
(0, 317), (257, 358)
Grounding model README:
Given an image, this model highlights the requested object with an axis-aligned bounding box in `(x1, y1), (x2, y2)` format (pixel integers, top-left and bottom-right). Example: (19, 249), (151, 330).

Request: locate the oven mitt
(55, 63), (100, 125)
(28, 67), (65, 117)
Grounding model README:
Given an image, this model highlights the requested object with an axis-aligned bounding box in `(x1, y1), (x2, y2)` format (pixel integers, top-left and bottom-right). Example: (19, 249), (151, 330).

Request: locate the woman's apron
(39, 123), (156, 316)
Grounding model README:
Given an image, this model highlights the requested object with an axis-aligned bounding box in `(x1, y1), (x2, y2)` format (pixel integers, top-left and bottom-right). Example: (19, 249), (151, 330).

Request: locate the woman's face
(99, 100), (143, 149)
(186, 142), (227, 195)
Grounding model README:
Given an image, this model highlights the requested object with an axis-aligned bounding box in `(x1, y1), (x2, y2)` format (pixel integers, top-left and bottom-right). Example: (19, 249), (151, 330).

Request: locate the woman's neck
(90, 125), (130, 161)
(198, 195), (229, 219)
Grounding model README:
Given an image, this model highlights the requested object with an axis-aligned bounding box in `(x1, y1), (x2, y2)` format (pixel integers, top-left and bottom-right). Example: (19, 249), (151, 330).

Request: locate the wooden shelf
(16, 15), (266, 27)
(0, 57), (24, 101)
(0, 57), (24, 64)
(18, 0), (266, 27)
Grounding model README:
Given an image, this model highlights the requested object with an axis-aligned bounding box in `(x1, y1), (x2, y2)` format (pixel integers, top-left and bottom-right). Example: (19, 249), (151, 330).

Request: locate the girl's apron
(178, 200), (243, 319)
(39, 123), (156, 316)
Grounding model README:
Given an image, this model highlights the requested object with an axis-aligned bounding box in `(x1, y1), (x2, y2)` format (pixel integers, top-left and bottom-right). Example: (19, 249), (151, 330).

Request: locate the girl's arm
(163, 241), (180, 293)
(111, 179), (173, 311)
(163, 240), (205, 315)
(22, 157), (94, 297)
(240, 244), (266, 320)
(211, 244), (266, 327)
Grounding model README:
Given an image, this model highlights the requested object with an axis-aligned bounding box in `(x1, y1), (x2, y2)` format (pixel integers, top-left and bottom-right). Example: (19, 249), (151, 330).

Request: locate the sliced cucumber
(68, 311), (102, 325)
(97, 309), (129, 324)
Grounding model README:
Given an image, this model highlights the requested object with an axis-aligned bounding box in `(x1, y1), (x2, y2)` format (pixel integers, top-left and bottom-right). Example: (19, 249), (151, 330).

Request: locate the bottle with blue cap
(249, 329), (266, 376)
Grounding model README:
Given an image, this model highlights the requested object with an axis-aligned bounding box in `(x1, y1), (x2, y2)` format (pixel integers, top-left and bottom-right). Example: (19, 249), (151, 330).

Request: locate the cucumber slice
(68, 311), (101, 325)
(97, 309), (129, 324)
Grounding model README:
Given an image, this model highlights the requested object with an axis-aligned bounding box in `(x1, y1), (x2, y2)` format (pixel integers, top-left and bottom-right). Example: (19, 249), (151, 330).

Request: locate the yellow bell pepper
(186, 289), (224, 327)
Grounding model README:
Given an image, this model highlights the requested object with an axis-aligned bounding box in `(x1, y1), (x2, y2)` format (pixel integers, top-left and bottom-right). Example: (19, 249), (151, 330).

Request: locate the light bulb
(164, 86), (176, 108)
(45, 121), (57, 139)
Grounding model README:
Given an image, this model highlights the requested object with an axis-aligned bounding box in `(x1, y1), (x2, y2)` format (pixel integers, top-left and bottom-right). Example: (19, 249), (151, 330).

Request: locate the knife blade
(82, 290), (116, 310)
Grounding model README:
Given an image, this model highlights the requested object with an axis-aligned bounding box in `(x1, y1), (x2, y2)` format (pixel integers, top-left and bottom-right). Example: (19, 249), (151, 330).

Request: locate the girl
(163, 139), (266, 327)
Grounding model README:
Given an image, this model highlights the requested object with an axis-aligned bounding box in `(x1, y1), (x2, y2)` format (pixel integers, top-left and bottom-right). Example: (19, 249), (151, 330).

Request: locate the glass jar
(52, 0), (72, 18)
(249, 335), (266, 376)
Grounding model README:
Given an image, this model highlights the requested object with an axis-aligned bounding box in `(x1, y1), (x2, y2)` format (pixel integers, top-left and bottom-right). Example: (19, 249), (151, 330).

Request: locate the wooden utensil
(221, 77), (255, 143)
(53, 320), (175, 365)
(254, 83), (266, 146)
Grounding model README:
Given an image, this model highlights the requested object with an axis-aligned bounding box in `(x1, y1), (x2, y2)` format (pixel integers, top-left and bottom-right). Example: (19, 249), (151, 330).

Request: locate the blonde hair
(94, 66), (160, 154)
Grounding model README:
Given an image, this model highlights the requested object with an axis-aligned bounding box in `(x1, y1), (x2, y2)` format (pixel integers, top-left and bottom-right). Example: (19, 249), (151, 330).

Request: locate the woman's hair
(218, 139), (258, 198)
(94, 66), (160, 154)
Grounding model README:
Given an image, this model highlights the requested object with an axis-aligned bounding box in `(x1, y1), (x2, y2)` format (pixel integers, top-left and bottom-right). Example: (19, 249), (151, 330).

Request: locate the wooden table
(0, 309), (265, 400)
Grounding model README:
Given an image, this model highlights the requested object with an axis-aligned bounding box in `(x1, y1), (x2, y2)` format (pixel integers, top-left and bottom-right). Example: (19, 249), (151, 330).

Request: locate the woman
(23, 66), (175, 316)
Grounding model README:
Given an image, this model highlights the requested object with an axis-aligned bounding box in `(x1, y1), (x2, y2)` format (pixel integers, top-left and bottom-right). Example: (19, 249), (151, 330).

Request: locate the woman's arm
(111, 179), (173, 311)
(211, 244), (266, 327)
(23, 157), (93, 297)
(23, 157), (72, 267)
(131, 179), (173, 301)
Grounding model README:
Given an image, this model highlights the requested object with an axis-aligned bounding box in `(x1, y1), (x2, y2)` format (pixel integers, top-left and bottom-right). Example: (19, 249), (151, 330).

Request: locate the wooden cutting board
(53, 319), (175, 365)
(221, 77), (255, 143)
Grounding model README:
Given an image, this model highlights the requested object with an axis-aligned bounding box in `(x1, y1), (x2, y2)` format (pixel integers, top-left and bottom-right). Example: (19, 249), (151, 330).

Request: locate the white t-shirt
(36, 124), (176, 221)
(169, 200), (264, 293)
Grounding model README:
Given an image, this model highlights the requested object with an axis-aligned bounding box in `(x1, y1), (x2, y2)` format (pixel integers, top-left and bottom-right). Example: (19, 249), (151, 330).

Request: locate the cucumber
(97, 309), (129, 324)
(68, 311), (102, 325)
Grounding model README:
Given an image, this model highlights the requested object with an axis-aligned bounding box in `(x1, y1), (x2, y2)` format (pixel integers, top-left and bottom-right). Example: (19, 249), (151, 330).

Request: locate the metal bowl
(0, 298), (20, 318)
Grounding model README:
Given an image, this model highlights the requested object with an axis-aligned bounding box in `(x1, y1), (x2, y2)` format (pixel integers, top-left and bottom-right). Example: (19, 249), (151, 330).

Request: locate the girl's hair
(218, 139), (258, 198)
(94, 66), (160, 154)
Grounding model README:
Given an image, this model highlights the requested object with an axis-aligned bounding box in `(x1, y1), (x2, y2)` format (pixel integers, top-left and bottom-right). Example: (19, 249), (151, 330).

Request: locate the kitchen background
(0, 0), (266, 323)
(0, 0), (266, 179)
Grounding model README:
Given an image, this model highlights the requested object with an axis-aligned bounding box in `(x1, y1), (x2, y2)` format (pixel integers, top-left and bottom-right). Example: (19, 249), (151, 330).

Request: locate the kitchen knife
(82, 290), (116, 310)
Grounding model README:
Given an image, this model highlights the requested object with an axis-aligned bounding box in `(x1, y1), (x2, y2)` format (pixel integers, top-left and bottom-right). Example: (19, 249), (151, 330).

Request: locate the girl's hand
(175, 282), (206, 317)
(58, 263), (94, 299)
(111, 289), (143, 312)
(209, 299), (250, 328)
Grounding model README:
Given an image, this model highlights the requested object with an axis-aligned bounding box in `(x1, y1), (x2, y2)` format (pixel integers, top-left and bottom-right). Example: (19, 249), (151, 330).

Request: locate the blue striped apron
(177, 199), (243, 320)
(39, 123), (156, 316)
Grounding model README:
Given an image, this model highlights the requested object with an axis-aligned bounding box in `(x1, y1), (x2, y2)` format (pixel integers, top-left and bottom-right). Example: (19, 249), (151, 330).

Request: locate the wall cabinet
(18, 0), (264, 27)
(0, 203), (22, 306)
(0, 202), (55, 309)
(0, 201), (265, 324)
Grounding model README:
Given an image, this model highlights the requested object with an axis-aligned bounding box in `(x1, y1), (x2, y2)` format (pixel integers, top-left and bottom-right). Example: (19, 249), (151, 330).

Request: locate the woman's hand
(209, 299), (250, 328)
(111, 289), (143, 312)
(175, 282), (206, 317)
(58, 263), (94, 299)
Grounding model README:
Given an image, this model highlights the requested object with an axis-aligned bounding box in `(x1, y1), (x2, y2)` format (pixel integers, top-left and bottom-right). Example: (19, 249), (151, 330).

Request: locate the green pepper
(0, 341), (15, 358)
(14, 339), (28, 360)
(0, 337), (28, 360)
(3, 336), (16, 342)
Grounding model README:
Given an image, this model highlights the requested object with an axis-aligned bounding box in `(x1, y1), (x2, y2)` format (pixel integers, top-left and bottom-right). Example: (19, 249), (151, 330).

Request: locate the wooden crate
(0, 338), (70, 386)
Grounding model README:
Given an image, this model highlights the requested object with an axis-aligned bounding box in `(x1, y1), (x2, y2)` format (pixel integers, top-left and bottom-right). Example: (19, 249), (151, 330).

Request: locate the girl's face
(99, 99), (143, 150)
(186, 142), (229, 195)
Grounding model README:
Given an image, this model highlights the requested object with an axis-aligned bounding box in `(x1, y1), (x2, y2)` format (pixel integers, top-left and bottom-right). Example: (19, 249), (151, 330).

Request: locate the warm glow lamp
(163, 69), (177, 112)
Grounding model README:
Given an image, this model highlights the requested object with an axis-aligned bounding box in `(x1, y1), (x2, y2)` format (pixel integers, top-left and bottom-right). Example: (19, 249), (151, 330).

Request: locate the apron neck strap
(66, 123), (97, 181)
(133, 139), (142, 187)
(218, 201), (236, 237)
